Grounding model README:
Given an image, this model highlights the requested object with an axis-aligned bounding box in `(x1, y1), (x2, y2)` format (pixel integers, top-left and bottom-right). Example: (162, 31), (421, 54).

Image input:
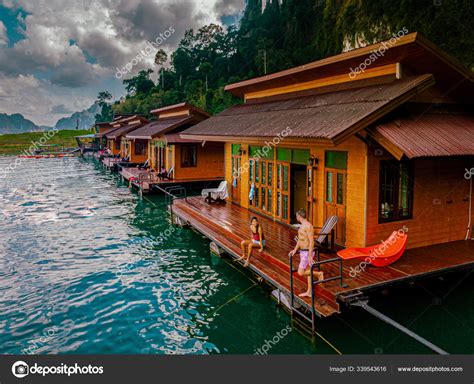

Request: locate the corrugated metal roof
(125, 116), (192, 140)
(105, 122), (143, 139)
(183, 75), (433, 141)
(373, 113), (474, 158)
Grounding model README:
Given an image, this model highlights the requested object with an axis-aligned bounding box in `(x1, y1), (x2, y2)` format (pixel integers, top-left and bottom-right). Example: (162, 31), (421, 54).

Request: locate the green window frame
(325, 151), (348, 170)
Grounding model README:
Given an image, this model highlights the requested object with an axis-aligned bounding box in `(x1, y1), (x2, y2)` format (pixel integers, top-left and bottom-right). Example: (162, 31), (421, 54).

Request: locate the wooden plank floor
(119, 167), (148, 181)
(117, 167), (223, 192)
(172, 196), (474, 318)
(102, 157), (120, 168)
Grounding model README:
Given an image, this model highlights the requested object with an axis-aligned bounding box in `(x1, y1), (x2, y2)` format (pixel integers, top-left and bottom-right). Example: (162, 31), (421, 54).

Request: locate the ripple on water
(0, 157), (227, 354)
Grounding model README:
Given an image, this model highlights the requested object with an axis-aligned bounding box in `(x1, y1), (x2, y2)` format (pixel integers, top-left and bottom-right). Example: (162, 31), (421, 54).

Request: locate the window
(379, 161), (414, 222)
(134, 140), (147, 156)
(115, 139), (120, 150)
(181, 145), (197, 167)
(325, 151), (347, 169)
(326, 171), (333, 203)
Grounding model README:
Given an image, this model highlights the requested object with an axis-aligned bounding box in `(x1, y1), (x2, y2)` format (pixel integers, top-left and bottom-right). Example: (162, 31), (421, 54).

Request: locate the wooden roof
(126, 102), (210, 140)
(225, 33), (473, 101)
(150, 102), (210, 118)
(105, 122), (144, 139)
(125, 116), (193, 140)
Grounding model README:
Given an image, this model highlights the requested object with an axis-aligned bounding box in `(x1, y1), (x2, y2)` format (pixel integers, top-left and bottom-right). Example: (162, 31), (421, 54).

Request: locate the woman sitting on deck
(239, 217), (265, 267)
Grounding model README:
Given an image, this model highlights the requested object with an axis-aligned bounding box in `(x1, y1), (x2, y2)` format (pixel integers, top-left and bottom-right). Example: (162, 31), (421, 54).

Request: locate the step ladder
(289, 249), (345, 332)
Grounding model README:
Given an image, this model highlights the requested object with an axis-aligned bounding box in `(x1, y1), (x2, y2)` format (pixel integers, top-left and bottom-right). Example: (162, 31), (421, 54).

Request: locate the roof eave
(224, 33), (420, 98)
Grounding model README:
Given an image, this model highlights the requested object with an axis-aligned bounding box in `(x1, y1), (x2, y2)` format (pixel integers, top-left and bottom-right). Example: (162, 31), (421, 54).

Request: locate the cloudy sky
(0, 0), (245, 126)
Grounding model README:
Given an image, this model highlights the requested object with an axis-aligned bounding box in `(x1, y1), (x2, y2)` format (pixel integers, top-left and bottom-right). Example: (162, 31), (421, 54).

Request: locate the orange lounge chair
(337, 231), (408, 267)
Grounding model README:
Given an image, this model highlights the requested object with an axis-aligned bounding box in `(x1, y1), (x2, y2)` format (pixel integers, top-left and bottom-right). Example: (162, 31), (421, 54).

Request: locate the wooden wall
(366, 150), (474, 249)
(174, 142), (224, 180)
(107, 139), (120, 156)
(224, 142), (233, 199)
(310, 136), (368, 248)
(128, 139), (148, 163)
(223, 137), (368, 247)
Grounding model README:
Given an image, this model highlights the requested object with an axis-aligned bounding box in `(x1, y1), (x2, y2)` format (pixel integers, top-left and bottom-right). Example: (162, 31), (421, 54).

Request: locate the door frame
(276, 161), (291, 224)
(324, 167), (347, 245)
(231, 154), (242, 205)
(306, 165), (317, 225)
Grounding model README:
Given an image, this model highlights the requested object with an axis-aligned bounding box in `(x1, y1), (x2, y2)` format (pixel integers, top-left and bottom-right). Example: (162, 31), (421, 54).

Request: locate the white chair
(201, 181), (228, 203)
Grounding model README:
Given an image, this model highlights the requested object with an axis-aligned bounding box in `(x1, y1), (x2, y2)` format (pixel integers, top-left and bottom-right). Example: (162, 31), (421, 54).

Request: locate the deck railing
(289, 249), (344, 332)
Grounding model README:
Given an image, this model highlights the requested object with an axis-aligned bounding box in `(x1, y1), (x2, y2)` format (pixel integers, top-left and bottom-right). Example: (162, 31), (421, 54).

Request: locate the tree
(95, 91), (114, 123)
(155, 49), (168, 89)
(122, 69), (155, 95)
(199, 62), (212, 92)
(111, 0), (474, 119)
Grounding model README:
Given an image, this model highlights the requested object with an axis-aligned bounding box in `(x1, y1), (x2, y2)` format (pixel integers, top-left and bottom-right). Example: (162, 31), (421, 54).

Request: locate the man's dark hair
(296, 209), (306, 218)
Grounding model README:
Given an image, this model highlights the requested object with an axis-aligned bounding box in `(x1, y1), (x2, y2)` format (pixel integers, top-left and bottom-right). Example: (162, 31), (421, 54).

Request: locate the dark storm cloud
(110, 0), (200, 47)
(213, 0), (245, 17)
(50, 104), (73, 114)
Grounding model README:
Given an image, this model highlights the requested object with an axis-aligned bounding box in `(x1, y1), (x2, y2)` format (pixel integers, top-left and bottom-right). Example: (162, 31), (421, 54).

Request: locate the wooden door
(249, 159), (273, 215)
(324, 168), (346, 244)
(276, 162), (290, 223)
(232, 155), (241, 204)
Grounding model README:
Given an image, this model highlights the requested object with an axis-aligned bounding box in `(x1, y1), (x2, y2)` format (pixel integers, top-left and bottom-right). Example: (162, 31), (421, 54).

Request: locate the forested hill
(107, 0), (473, 120)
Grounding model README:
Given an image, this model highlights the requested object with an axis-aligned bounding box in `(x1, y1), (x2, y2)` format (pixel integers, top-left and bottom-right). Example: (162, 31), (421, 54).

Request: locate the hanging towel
(249, 182), (255, 200)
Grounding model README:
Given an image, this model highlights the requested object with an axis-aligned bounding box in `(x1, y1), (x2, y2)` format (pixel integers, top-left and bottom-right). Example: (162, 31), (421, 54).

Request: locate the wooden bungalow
(120, 102), (224, 190)
(181, 32), (474, 250)
(104, 115), (149, 158)
(175, 33), (474, 322)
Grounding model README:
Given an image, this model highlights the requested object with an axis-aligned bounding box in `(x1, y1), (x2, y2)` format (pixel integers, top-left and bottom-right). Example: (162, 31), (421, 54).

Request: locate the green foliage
(95, 91), (114, 123)
(0, 130), (90, 154)
(110, 0), (473, 119)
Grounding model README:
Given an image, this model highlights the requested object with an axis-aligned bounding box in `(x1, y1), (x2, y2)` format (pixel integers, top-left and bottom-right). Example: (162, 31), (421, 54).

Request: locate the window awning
(368, 113), (474, 159)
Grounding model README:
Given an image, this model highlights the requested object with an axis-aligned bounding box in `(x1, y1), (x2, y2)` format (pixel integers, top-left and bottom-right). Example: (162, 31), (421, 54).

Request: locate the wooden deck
(119, 166), (148, 181)
(172, 196), (474, 318)
(118, 166), (224, 193)
(101, 157), (120, 169)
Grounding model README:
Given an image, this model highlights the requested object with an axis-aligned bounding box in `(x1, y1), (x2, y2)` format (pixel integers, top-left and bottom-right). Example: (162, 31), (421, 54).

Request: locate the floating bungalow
(119, 102), (225, 193)
(102, 115), (149, 169)
(173, 33), (474, 330)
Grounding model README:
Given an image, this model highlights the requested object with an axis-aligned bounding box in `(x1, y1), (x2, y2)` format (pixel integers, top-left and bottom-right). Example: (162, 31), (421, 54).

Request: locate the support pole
(352, 300), (448, 355)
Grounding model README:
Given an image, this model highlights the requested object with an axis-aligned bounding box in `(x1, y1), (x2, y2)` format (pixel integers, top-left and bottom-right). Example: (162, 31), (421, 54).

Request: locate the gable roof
(105, 122), (144, 139)
(125, 116), (193, 140)
(182, 75), (434, 145)
(225, 33), (473, 101)
(126, 102), (211, 140)
(150, 102), (210, 118)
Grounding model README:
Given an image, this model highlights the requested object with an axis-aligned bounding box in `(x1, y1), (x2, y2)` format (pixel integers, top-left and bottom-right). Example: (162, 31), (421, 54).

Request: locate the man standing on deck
(288, 209), (324, 298)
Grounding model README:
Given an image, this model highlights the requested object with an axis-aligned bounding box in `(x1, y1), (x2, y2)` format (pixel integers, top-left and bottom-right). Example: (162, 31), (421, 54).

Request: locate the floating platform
(172, 196), (474, 318)
(101, 157), (121, 170)
(117, 167), (224, 194)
